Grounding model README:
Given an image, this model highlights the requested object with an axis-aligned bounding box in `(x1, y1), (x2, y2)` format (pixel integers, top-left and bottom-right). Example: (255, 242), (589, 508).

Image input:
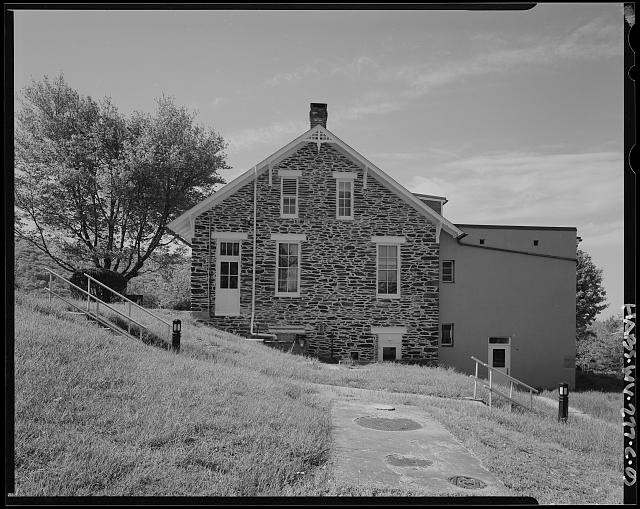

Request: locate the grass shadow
(575, 369), (623, 392)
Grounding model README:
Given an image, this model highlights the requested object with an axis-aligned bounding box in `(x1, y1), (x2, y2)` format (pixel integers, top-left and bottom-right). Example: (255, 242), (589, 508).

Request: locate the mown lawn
(13, 294), (623, 502)
(14, 294), (331, 496)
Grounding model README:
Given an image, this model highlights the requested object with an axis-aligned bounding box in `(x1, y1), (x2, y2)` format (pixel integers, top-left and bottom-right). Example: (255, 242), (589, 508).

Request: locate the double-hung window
(281, 178), (298, 217)
(333, 172), (356, 220)
(441, 323), (454, 347)
(442, 260), (455, 283)
(372, 236), (405, 299)
(279, 170), (302, 219)
(272, 233), (306, 297)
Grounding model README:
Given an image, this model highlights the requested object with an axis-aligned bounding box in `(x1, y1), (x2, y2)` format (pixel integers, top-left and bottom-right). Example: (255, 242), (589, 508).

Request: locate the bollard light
(558, 382), (569, 423)
(172, 319), (182, 353)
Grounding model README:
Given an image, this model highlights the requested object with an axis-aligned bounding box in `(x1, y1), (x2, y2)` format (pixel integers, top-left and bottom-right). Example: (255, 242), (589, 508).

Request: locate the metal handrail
(470, 356), (539, 393)
(45, 286), (141, 342)
(471, 355), (538, 412)
(45, 268), (149, 336)
(83, 273), (172, 327)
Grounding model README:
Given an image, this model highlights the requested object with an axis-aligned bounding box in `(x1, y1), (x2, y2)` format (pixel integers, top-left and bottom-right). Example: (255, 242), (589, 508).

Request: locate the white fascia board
(371, 236), (406, 244)
(278, 169), (303, 178)
(332, 171), (357, 180)
(211, 231), (248, 240)
(166, 124), (463, 241)
(324, 128), (463, 239)
(271, 233), (307, 241)
(166, 127), (317, 240)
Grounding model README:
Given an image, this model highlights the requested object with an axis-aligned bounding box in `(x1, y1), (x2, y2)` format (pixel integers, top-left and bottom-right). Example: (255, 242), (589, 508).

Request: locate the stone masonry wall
(190, 142), (440, 363)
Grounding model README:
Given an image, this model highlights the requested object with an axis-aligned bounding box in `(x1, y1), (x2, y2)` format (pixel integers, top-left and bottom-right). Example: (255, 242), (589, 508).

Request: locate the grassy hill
(13, 293), (623, 502)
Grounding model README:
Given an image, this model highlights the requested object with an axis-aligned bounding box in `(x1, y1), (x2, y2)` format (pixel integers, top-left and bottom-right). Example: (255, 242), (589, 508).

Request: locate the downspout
(249, 166), (277, 342)
(208, 215), (212, 316)
(455, 233), (577, 262)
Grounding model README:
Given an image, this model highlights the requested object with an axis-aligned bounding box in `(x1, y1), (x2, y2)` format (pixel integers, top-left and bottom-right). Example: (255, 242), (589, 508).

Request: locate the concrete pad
(331, 399), (511, 496)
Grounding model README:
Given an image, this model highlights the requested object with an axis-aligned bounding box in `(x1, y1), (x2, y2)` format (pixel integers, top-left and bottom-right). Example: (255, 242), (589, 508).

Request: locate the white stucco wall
(439, 226), (577, 390)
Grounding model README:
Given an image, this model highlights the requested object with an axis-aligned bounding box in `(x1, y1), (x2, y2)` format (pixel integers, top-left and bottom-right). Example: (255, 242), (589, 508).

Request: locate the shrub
(69, 268), (127, 303)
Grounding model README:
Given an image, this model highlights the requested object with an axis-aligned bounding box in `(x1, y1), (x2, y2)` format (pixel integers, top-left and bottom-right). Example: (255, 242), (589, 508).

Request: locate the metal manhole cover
(448, 475), (487, 489)
(354, 416), (422, 431)
(385, 454), (432, 467)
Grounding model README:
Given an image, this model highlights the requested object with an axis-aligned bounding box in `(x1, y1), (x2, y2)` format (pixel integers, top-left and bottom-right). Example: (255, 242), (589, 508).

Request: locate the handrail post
(509, 381), (513, 412)
(488, 369), (492, 409)
(96, 299), (99, 321)
(48, 272), (52, 304)
(473, 360), (478, 400)
(87, 278), (91, 314)
(127, 301), (132, 334)
(530, 389), (533, 411)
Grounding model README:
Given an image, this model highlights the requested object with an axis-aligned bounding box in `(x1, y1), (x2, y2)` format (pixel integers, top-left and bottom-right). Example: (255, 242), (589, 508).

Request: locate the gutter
(249, 166), (277, 342)
(163, 227), (192, 248)
(455, 233), (577, 262)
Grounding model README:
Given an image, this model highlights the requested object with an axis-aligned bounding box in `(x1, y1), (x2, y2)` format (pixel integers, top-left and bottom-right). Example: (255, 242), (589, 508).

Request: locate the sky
(13, 4), (626, 319)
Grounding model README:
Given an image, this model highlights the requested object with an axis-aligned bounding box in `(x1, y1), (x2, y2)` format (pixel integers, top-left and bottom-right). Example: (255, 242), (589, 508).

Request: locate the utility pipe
(249, 166), (277, 342)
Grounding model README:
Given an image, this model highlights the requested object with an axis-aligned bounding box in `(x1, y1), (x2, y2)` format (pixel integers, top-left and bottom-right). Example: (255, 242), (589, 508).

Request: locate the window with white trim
(276, 241), (300, 296)
(336, 179), (354, 219)
(442, 260), (455, 283)
(377, 244), (400, 298)
(441, 323), (454, 347)
(281, 178), (298, 218)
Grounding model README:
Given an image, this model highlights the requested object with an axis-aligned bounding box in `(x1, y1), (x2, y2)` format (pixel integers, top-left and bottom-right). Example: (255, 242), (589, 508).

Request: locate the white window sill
(336, 216), (354, 221)
(280, 214), (299, 219)
(275, 292), (301, 298)
(376, 294), (401, 300)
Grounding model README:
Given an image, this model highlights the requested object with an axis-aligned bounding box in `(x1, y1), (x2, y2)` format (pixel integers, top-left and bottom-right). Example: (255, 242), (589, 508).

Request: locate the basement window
(382, 347), (397, 361)
(533, 240), (539, 246)
(350, 351), (359, 361)
(441, 323), (454, 347)
(479, 238), (485, 245)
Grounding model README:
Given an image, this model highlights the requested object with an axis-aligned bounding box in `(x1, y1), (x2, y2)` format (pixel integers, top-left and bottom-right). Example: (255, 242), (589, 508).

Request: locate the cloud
(210, 97), (228, 108)
(329, 56), (380, 78)
(265, 62), (321, 87)
(403, 17), (621, 98)
(226, 119), (308, 151)
(265, 56), (381, 87)
(406, 151), (624, 239)
(305, 15), (622, 126)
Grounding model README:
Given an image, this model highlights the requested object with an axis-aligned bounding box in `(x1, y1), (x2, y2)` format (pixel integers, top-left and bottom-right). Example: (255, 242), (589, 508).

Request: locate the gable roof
(166, 124), (464, 241)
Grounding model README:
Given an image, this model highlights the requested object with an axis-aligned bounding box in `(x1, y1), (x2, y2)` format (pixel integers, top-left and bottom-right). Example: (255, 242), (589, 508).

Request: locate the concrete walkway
(329, 398), (512, 496)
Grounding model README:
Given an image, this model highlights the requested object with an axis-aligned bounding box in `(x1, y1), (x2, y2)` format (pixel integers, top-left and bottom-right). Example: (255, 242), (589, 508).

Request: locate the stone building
(167, 103), (577, 389)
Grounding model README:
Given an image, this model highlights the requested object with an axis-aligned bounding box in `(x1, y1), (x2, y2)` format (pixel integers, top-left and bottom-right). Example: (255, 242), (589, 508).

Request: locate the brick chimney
(309, 103), (328, 129)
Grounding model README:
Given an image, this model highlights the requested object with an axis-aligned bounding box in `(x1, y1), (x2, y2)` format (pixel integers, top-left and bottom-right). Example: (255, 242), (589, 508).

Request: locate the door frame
(372, 326), (407, 361)
(488, 337), (511, 376)
(214, 238), (242, 317)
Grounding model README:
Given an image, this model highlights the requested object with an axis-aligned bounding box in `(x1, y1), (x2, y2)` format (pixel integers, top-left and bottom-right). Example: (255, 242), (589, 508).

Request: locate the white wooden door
(488, 337), (511, 386)
(215, 240), (241, 316)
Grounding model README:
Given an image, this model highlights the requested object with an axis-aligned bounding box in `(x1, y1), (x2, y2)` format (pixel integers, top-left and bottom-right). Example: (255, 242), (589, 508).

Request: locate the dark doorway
(382, 347), (397, 361)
